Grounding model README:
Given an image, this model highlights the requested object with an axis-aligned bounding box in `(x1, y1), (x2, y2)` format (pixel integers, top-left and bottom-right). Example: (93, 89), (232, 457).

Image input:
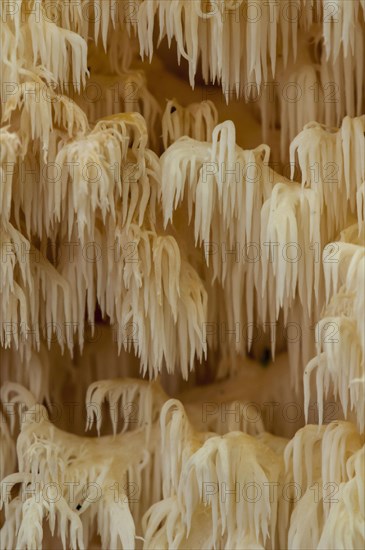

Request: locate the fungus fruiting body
(0, 1), (364, 549)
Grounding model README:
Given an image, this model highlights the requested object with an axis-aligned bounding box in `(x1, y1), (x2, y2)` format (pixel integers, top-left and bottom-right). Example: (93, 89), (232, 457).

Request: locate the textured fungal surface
(0, 1), (364, 549)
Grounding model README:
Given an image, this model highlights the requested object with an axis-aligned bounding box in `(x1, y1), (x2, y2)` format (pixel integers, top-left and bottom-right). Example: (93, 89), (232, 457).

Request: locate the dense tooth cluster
(162, 99), (219, 148)
(290, 116), (365, 230)
(304, 227), (365, 432)
(1, 1), (364, 549)
(2, 385), (364, 549)
(284, 422), (365, 549)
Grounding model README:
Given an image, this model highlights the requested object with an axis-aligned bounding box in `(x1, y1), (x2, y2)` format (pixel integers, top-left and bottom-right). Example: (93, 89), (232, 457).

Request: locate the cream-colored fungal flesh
(1, 2), (364, 549)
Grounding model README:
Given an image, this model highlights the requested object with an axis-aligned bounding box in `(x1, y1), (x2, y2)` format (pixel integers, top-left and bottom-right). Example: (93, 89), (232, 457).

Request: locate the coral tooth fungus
(0, 1), (364, 549)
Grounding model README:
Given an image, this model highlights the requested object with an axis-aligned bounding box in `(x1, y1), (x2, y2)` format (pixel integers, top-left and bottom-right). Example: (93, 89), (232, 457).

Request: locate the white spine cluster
(1, 1), (364, 549)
